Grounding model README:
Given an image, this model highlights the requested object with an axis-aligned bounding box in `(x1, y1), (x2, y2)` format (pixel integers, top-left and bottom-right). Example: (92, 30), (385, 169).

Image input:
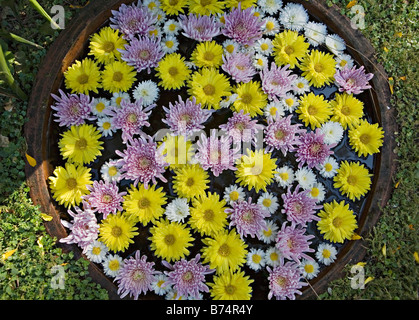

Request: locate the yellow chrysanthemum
(48, 162), (92, 208)
(296, 92), (333, 129)
(333, 161), (372, 201)
(271, 30), (310, 68)
(160, 0), (188, 15)
(348, 119), (384, 157)
(209, 269), (254, 300)
(123, 183), (167, 225)
(64, 58), (101, 95)
(317, 200), (358, 243)
(88, 26), (127, 64)
(160, 134), (194, 169)
(149, 218), (194, 262)
(101, 60), (136, 93)
(187, 68), (232, 110)
(300, 49), (337, 88)
(189, 192), (228, 237)
(156, 53), (191, 90)
(98, 212), (139, 252)
(58, 124), (103, 165)
(225, 0), (256, 9)
(188, 0), (225, 15)
(235, 149), (277, 193)
(172, 164), (210, 200)
(330, 93), (364, 129)
(190, 41), (224, 68)
(232, 81), (267, 117)
(201, 229), (248, 274)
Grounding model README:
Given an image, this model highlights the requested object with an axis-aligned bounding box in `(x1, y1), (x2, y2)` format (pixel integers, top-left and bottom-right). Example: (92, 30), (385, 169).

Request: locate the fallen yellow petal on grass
(346, 0), (357, 8)
(382, 244), (387, 257)
(25, 153), (37, 167)
(414, 252), (419, 263)
(364, 277), (374, 285)
(383, 47), (389, 53)
(394, 32), (403, 38)
(351, 233), (362, 240)
(356, 261), (366, 267)
(388, 77), (394, 95)
(395, 180), (401, 188)
(2, 249), (17, 260)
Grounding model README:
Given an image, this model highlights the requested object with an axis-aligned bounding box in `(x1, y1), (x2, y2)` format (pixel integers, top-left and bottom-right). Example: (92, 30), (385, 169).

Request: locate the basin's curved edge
(24, 0), (398, 300)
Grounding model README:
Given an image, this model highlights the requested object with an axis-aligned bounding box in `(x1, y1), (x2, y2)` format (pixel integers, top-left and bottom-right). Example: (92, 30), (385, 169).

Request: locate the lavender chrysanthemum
(59, 204), (99, 250)
(115, 250), (157, 300)
(281, 185), (321, 226)
(162, 95), (211, 137)
(267, 261), (307, 300)
(162, 254), (215, 299)
(111, 98), (154, 143)
(295, 129), (335, 169)
(179, 14), (222, 41)
(222, 52), (257, 83)
(264, 114), (304, 155)
(275, 222), (315, 264)
(222, 4), (264, 46)
(260, 62), (297, 101)
(219, 110), (264, 145)
(194, 131), (240, 177)
(82, 180), (126, 219)
(120, 36), (164, 73)
(225, 197), (271, 239)
(116, 135), (168, 188)
(110, 3), (157, 40)
(51, 89), (95, 127)
(334, 65), (374, 95)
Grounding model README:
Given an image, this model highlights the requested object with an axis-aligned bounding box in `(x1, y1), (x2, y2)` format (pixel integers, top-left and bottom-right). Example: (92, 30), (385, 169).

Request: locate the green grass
(0, 0), (417, 300)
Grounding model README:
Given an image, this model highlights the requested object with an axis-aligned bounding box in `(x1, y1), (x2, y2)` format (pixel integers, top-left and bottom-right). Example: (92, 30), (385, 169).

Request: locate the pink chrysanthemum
(219, 110), (264, 145)
(194, 130), (240, 177)
(295, 129), (335, 169)
(264, 114), (304, 155)
(111, 98), (154, 143)
(179, 14), (222, 41)
(225, 197), (271, 239)
(260, 62), (297, 101)
(281, 185), (321, 226)
(275, 222), (315, 264)
(267, 261), (307, 300)
(83, 180), (126, 219)
(222, 52), (256, 83)
(334, 65), (374, 95)
(51, 89), (95, 127)
(59, 203), (99, 250)
(161, 254), (215, 299)
(115, 250), (157, 300)
(162, 95), (211, 137)
(115, 135), (168, 188)
(110, 3), (157, 40)
(222, 4), (264, 46)
(120, 36), (164, 73)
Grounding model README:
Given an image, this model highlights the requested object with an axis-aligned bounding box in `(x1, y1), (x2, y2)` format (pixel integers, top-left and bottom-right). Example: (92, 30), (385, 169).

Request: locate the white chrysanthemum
(304, 21), (327, 47)
(161, 35), (179, 54)
(154, 8), (166, 25)
(111, 91), (130, 108)
(258, 219), (279, 244)
(97, 116), (116, 137)
(335, 53), (355, 70)
(164, 197), (190, 223)
(320, 121), (344, 145)
(132, 80), (160, 106)
(219, 93), (238, 109)
(295, 167), (317, 190)
(275, 165), (295, 188)
(254, 37), (273, 56)
(102, 254), (124, 278)
(222, 39), (241, 55)
(166, 289), (184, 300)
(264, 246), (282, 267)
(253, 53), (268, 70)
(163, 18), (181, 35)
(223, 184), (246, 205)
(280, 93), (299, 112)
(152, 273), (171, 296)
(279, 3), (309, 31)
(299, 259), (320, 280)
(100, 159), (122, 182)
(258, 0), (282, 15)
(84, 240), (108, 263)
(325, 33), (346, 56)
(262, 16), (280, 36)
(292, 76), (311, 95)
(316, 243), (337, 265)
(264, 101), (286, 120)
(143, 0), (161, 12)
(308, 182), (326, 203)
(257, 192), (279, 214)
(246, 248), (266, 271)
(317, 156), (339, 178)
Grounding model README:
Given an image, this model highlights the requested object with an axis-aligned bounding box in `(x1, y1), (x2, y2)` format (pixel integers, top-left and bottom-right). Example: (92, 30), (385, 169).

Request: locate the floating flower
(232, 80), (267, 117)
(97, 116), (116, 137)
(334, 65), (374, 95)
(165, 198), (190, 223)
(101, 60), (137, 93)
(260, 62), (297, 101)
(299, 259), (320, 280)
(317, 156), (339, 178)
(278, 2), (309, 31)
(188, 0), (225, 15)
(295, 167), (316, 190)
(319, 121), (344, 145)
(253, 37), (273, 56)
(102, 254), (124, 278)
(209, 270), (254, 300)
(88, 26), (127, 64)
(308, 182), (326, 203)
(258, 219), (279, 244)
(295, 129), (335, 169)
(160, 0), (188, 15)
(223, 184), (246, 205)
(262, 16), (280, 36)
(84, 240), (108, 263)
(274, 165), (295, 188)
(292, 76), (311, 95)
(191, 40), (224, 68)
(317, 200), (358, 243)
(264, 101), (286, 121)
(257, 192), (279, 214)
(333, 161), (372, 201)
(267, 261), (307, 300)
(91, 98), (112, 118)
(258, 0), (282, 15)
(155, 53), (191, 90)
(325, 33), (346, 56)
(330, 92), (364, 129)
(219, 110), (263, 145)
(348, 119), (384, 157)
(299, 49), (337, 88)
(264, 246), (282, 267)
(296, 92), (333, 130)
(100, 159), (122, 183)
(179, 14), (222, 41)
(161, 35), (179, 54)
(132, 80), (160, 106)
(246, 248), (266, 271)
(64, 58), (101, 95)
(222, 52), (257, 83)
(315, 242), (337, 265)
(152, 273), (171, 296)
(172, 164), (209, 200)
(271, 30), (309, 68)
(304, 21), (327, 47)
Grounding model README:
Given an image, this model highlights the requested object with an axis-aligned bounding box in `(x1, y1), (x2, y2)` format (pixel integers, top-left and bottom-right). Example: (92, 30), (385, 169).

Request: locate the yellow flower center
(260, 43), (269, 51)
(77, 74), (89, 84)
(116, 97), (123, 106)
(108, 166), (118, 176)
(102, 194), (113, 203)
(186, 177), (195, 187)
(360, 133), (371, 144)
(112, 71), (123, 82)
(225, 285), (236, 295)
(203, 209), (214, 221)
(229, 191), (239, 201)
(314, 63), (324, 73)
(252, 254), (262, 264)
(92, 246), (101, 255)
(241, 93), (253, 104)
(270, 252), (278, 261)
(226, 44), (235, 54)
(307, 105), (318, 115)
(164, 234), (176, 245)
(138, 197), (151, 209)
(269, 107), (277, 116)
(169, 0), (178, 5)
(166, 40), (174, 48)
(279, 172), (289, 181)
(284, 45), (294, 55)
(103, 41), (115, 53)
(66, 178), (77, 190)
(322, 249), (331, 258)
(297, 82), (305, 89)
(168, 66), (179, 76)
(111, 226), (122, 237)
(218, 243), (230, 257)
(96, 102), (106, 112)
(347, 175), (358, 185)
(263, 228), (272, 237)
(304, 264), (314, 273)
(325, 163), (333, 172)
(262, 198), (272, 207)
(310, 187), (320, 197)
(341, 105), (351, 115)
(204, 51), (215, 61)
(75, 138), (88, 150)
(332, 217), (343, 228)
(102, 122), (111, 130)
(266, 21), (275, 31)
(108, 260), (120, 271)
(285, 98), (294, 106)
(203, 84), (216, 96)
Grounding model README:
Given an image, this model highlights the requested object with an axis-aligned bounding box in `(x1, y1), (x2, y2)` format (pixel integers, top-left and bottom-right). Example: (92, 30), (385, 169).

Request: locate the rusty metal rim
(24, 0), (397, 300)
